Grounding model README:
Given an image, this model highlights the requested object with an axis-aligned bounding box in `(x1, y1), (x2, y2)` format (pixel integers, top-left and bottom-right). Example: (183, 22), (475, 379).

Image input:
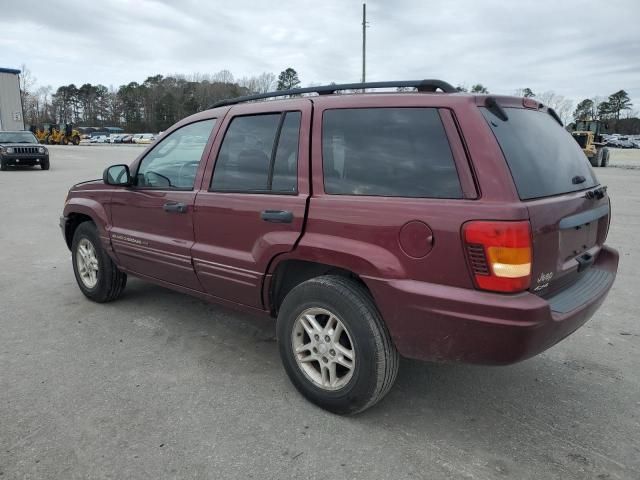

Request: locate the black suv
(0, 131), (50, 170)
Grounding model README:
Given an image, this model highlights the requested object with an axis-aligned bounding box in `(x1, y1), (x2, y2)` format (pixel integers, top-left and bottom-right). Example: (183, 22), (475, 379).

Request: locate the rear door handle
(260, 210), (293, 223)
(163, 202), (188, 213)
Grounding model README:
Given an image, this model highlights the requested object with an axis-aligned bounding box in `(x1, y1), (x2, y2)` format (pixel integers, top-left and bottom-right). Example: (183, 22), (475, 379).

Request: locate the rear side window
(322, 108), (462, 198)
(211, 112), (300, 193)
(481, 107), (598, 200)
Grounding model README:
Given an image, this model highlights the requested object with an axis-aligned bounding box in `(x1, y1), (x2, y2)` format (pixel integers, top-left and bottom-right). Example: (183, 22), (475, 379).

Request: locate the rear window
(322, 108), (462, 198)
(481, 107), (598, 200)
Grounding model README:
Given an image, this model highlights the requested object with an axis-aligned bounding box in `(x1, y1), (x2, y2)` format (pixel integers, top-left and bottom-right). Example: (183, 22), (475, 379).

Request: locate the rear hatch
(481, 104), (610, 296)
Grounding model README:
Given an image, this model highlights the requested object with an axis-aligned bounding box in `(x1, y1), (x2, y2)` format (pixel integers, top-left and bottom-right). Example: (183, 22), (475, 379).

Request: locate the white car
(134, 133), (155, 144)
(89, 135), (110, 144)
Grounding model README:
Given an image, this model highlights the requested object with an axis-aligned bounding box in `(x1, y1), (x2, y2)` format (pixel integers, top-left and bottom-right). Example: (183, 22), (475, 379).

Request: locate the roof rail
(207, 79), (457, 109)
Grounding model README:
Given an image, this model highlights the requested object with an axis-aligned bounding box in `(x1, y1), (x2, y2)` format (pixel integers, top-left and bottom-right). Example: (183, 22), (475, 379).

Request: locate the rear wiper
(572, 175), (586, 185)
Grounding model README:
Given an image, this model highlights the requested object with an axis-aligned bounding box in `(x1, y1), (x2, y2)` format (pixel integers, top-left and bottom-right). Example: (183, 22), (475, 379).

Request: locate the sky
(1, 0), (639, 105)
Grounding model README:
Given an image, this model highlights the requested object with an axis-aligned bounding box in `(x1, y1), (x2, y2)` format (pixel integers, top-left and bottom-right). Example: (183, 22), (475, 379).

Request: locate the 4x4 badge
(533, 271), (554, 291)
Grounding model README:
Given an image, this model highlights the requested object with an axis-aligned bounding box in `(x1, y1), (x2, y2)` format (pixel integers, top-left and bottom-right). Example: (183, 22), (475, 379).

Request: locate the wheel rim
(291, 307), (355, 391)
(76, 238), (99, 288)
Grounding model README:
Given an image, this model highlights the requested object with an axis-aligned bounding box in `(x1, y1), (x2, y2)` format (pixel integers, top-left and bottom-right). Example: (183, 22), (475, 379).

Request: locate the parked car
(110, 134), (124, 143)
(607, 136), (635, 148)
(89, 135), (110, 144)
(0, 130), (50, 170)
(60, 80), (619, 414)
(120, 134), (134, 144)
(133, 133), (155, 144)
(130, 134), (144, 143)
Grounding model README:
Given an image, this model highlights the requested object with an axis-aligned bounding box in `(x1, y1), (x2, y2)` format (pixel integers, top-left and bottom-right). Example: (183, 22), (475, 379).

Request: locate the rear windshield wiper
(572, 175), (586, 184)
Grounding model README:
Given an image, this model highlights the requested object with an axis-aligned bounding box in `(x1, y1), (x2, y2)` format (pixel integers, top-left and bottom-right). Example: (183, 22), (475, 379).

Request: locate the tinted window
(136, 119), (215, 189)
(322, 108), (462, 198)
(211, 112), (300, 193)
(481, 107), (598, 200)
(0, 131), (37, 143)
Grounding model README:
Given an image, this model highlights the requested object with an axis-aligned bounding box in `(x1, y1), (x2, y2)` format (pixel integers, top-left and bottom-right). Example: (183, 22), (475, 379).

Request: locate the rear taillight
(463, 221), (532, 293)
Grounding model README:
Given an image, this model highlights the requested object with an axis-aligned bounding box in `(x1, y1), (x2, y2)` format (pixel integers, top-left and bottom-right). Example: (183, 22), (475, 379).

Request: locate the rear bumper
(365, 245), (619, 365)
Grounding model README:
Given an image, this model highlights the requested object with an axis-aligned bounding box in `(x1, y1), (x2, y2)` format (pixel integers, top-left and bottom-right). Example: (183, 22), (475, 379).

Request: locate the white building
(0, 67), (24, 131)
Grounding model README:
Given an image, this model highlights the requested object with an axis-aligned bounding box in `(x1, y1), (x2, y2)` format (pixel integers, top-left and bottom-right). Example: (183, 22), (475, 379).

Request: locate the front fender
(62, 195), (113, 254)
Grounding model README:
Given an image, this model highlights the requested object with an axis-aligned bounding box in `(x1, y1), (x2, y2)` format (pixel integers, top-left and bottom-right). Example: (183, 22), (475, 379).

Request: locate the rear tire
(71, 222), (127, 303)
(600, 147), (610, 167)
(591, 150), (602, 167)
(277, 275), (399, 415)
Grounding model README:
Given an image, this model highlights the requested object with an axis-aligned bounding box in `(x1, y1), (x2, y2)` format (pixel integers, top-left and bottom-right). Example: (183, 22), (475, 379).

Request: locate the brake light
(463, 221), (532, 293)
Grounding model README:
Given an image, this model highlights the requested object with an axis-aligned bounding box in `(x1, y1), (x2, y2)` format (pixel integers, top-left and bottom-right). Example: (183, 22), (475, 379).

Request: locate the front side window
(136, 119), (216, 189)
(322, 108), (462, 198)
(211, 112), (301, 193)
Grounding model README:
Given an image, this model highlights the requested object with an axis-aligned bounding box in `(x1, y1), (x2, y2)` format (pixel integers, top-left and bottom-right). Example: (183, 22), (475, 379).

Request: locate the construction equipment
(43, 123), (81, 145)
(33, 126), (48, 143)
(572, 120), (610, 167)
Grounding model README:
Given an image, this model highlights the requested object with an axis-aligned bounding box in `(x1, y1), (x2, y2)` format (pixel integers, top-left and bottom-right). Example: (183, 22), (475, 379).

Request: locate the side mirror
(103, 164), (132, 186)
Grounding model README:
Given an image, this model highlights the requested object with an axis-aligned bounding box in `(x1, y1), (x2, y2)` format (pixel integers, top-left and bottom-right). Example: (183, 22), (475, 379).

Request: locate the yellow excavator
(39, 124), (81, 145)
(572, 120), (610, 167)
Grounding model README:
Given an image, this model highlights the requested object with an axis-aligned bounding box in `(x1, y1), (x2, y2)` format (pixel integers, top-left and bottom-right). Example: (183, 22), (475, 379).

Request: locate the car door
(192, 100), (311, 308)
(109, 118), (218, 291)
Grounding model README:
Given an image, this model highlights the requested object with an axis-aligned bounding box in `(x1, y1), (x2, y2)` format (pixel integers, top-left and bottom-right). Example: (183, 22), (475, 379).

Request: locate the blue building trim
(0, 67), (21, 75)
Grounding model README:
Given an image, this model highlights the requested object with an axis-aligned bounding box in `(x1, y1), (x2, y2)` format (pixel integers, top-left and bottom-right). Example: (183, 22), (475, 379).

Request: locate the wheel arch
(266, 258), (375, 317)
(62, 198), (111, 250)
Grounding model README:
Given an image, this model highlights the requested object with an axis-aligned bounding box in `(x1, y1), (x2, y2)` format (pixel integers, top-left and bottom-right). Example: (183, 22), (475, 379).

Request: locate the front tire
(41, 159), (50, 170)
(0, 160), (7, 171)
(600, 147), (610, 167)
(71, 222), (127, 302)
(277, 275), (399, 415)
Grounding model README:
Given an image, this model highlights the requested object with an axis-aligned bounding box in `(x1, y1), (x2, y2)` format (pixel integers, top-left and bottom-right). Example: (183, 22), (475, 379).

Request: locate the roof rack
(208, 79), (457, 109)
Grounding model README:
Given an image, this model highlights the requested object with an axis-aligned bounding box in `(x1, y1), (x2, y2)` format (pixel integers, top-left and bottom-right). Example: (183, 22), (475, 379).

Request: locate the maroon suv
(61, 80), (618, 414)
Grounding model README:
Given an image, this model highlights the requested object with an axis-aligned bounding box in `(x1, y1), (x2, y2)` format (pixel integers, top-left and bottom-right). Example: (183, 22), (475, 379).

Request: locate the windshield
(481, 107), (598, 200)
(0, 132), (38, 144)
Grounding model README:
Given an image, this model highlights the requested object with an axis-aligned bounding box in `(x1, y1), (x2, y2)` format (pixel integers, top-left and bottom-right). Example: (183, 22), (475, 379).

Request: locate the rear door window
(211, 112), (300, 193)
(322, 108), (462, 198)
(481, 107), (598, 200)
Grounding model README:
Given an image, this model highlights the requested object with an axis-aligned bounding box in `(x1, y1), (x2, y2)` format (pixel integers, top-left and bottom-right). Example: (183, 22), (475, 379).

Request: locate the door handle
(163, 202), (188, 213)
(260, 210), (293, 223)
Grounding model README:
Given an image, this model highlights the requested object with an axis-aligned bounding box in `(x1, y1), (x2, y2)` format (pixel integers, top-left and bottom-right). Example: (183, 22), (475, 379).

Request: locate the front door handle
(260, 210), (293, 223)
(163, 202), (188, 214)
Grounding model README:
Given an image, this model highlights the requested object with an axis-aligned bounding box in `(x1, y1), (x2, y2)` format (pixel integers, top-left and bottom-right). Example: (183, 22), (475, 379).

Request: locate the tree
(277, 68), (301, 90)
(456, 85), (468, 92)
(607, 90), (632, 121)
(597, 101), (612, 120)
(522, 88), (535, 98)
(255, 72), (276, 93)
(573, 98), (595, 121)
(212, 70), (234, 84)
(470, 84), (489, 93)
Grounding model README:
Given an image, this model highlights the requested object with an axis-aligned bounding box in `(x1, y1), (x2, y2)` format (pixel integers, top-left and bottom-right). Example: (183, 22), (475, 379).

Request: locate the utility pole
(362, 2), (367, 84)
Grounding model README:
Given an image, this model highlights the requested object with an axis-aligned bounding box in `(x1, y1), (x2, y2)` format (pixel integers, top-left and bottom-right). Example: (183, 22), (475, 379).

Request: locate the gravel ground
(0, 145), (638, 480)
